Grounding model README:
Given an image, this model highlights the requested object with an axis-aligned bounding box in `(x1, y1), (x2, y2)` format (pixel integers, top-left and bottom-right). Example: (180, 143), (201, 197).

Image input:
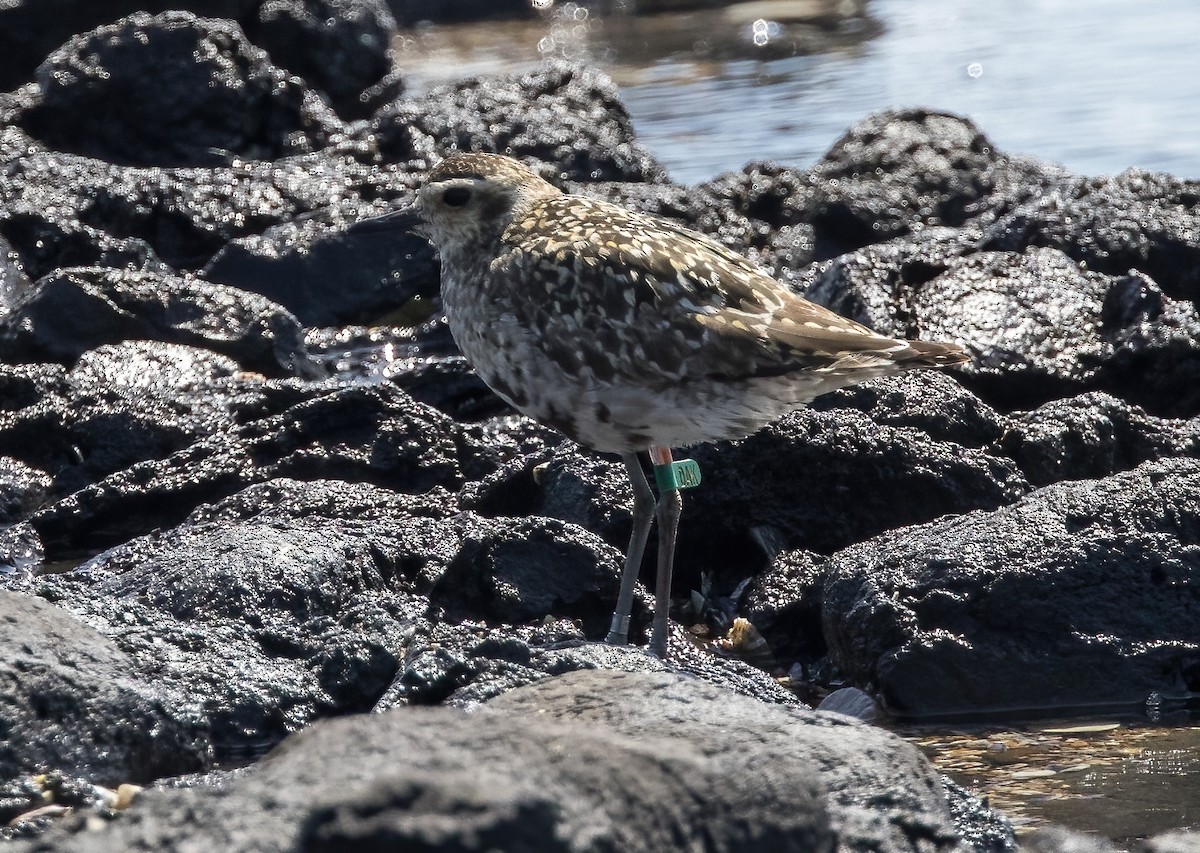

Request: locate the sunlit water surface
(396, 0), (1200, 184)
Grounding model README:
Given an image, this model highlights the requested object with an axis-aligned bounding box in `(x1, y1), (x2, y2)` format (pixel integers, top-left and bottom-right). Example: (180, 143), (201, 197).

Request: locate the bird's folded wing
(497, 196), (910, 387)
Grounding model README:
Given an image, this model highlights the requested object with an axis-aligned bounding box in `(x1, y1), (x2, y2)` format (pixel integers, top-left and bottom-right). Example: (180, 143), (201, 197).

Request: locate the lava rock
(15, 11), (343, 167)
(0, 125), (384, 273)
(0, 267), (310, 377)
(0, 590), (209, 786)
(977, 169), (1200, 304)
(468, 376), (1029, 593)
(202, 210), (439, 327)
(29, 384), (493, 557)
(999, 392), (1200, 487)
(0, 1), (258, 92)
(0, 233), (32, 310)
(484, 671), (964, 853)
(247, 0), (397, 120)
(371, 62), (666, 183)
(0, 346), (329, 502)
(0, 457), (51, 525)
(822, 457), (1200, 718)
(4, 670), (996, 853)
(0, 197), (169, 284)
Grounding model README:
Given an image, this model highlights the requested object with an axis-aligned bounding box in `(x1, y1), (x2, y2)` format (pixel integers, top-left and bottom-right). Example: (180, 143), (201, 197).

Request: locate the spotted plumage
(356, 152), (968, 658)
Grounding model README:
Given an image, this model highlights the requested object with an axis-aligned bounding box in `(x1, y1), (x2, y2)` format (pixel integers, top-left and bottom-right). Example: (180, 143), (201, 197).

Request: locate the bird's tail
(892, 339), (971, 367)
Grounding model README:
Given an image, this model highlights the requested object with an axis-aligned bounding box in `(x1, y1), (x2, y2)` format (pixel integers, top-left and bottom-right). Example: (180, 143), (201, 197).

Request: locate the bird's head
(353, 154), (561, 261)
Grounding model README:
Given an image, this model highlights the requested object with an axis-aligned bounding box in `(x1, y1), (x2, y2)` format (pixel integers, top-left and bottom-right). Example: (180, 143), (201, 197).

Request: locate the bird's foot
(605, 613), (631, 646)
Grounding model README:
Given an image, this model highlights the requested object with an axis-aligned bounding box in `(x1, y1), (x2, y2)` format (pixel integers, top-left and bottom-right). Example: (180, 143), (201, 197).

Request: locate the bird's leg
(606, 453), (656, 646)
(648, 445), (682, 659)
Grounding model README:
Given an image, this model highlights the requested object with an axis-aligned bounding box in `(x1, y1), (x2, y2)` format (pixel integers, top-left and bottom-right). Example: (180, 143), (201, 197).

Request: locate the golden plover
(356, 153), (968, 659)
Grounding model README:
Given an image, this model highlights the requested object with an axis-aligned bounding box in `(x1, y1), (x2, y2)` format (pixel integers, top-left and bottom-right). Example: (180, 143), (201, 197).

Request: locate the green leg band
(653, 458), (702, 492)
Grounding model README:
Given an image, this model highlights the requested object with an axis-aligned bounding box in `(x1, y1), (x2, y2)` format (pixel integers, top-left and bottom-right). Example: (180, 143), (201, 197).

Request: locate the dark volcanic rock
(0, 2), (396, 120)
(0, 345), (322, 501)
(20, 480), (663, 761)
(29, 384), (493, 557)
(0, 457), (51, 525)
(802, 226), (981, 338)
(0, 590), (209, 785)
(699, 109), (1007, 266)
(739, 548), (828, 669)
(0, 199), (169, 284)
(202, 212), (439, 327)
(15, 11), (343, 168)
(371, 62), (666, 183)
(379, 619), (801, 710)
(0, 267), (310, 377)
(0, 233), (33, 310)
(999, 393), (1200, 487)
(809, 239), (1200, 416)
(1095, 271), (1200, 418)
(822, 458), (1200, 718)
(977, 169), (1200, 304)
(484, 671), (965, 853)
(247, 0), (397, 120)
(0, 125), (386, 273)
(427, 515), (624, 633)
(0, 1), (257, 92)
(6, 671), (990, 853)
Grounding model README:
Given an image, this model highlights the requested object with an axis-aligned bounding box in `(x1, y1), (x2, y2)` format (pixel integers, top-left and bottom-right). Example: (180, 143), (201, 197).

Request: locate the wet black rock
(0, 191), (169, 284)
(202, 211), (440, 327)
(0, 346), (326, 502)
(0, 457), (51, 525)
(484, 671), (972, 852)
(371, 62), (667, 183)
(29, 383), (494, 557)
(821, 458), (1200, 719)
(809, 239), (1200, 417)
(700, 109), (1007, 265)
(739, 549), (828, 669)
(0, 591), (210, 785)
(0, 233), (33, 306)
(976, 169), (1200, 304)
(0, 2), (397, 120)
(999, 393), (1200, 487)
(248, 0), (398, 120)
(14, 11), (343, 168)
(6, 670), (995, 853)
(0, 125), (386, 273)
(0, 267), (310, 377)
(0, 2), (256, 92)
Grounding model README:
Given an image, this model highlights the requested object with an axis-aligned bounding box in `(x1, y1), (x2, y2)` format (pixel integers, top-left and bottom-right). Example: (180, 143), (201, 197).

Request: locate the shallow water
(395, 0), (1200, 184)
(911, 723), (1200, 845)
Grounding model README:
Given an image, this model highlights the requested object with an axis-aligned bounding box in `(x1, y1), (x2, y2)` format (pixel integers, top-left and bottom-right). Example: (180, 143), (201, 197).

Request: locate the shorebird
(355, 153), (968, 659)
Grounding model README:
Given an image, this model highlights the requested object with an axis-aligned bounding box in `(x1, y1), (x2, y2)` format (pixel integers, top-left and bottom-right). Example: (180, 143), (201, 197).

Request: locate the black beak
(348, 204), (424, 235)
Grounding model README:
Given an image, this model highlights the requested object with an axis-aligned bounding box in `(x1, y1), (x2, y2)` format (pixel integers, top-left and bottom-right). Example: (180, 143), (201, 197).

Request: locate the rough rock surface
(0, 591), (209, 785)
(4, 671), (972, 853)
(821, 458), (1200, 718)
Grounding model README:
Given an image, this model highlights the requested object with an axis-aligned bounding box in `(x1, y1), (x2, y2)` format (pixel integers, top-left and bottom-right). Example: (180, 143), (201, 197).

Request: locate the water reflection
(393, 0), (1200, 183)
(912, 724), (1200, 842)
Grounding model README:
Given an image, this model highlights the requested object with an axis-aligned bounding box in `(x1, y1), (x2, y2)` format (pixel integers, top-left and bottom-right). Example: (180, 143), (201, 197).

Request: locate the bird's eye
(442, 187), (472, 207)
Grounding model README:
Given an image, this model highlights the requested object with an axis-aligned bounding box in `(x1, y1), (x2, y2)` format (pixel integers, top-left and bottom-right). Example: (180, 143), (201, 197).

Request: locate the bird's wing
(495, 194), (915, 389)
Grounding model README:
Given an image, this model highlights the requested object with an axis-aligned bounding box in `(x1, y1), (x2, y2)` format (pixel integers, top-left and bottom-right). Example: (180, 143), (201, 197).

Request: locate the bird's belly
(450, 317), (815, 452)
